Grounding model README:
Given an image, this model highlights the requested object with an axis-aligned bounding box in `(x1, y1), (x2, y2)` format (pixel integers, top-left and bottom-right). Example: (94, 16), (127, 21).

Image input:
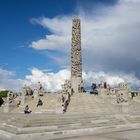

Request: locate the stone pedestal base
(98, 88), (108, 96)
(21, 95), (25, 106)
(3, 103), (9, 113)
(34, 92), (38, 98)
(121, 102), (129, 113)
(71, 77), (82, 93)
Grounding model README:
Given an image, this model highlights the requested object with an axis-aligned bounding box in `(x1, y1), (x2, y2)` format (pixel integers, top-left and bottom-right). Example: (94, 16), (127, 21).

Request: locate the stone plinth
(3, 102), (9, 113)
(121, 102), (129, 113)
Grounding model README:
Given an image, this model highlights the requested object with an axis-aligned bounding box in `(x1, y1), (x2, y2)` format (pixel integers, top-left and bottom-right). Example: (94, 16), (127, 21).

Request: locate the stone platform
(0, 112), (140, 140)
(0, 93), (140, 140)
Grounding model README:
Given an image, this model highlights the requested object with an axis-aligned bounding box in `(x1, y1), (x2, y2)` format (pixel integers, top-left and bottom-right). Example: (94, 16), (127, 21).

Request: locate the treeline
(0, 90), (9, 98)
(0, 90), (9, 106)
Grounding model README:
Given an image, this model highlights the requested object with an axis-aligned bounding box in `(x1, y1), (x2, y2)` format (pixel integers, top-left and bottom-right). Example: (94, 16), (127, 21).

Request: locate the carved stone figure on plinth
(7, 91), (13, 103)
(36, 82), (44, 96)
(22, 84), (34, 105)
(23, 85), (33, 96)
(61, 80), (72, 95)
(4, 92), (10, 112)
(79, 80), (84, 93)
(23, 85), (27, 96)
(22, 84), (29, 105)
(117, 82), (129, 104)
(98, 81), (107, 96)
(26, 86), (33, 96)
(33, 89), (38, 98)
(4, 101), (10, 113)
(117, 82), (130, 113)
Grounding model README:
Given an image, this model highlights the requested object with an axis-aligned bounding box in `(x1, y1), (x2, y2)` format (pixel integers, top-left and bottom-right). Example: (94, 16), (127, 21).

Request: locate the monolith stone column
(71, 17), (82, 93)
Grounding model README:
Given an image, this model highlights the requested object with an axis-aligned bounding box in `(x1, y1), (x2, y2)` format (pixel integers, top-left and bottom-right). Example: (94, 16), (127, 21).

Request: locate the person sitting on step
(24, 105), (32, 114)
(36, 99), (43, 107)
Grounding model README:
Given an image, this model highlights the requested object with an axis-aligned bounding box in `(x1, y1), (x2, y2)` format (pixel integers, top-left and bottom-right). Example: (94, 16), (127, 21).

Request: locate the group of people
(60, 80), (73, 114)
(23, 82), (45, 98)
(117, 93), (128, 103)
(7, 91), (18, 103)
(90, 83), (98, 95)
(61, 91), (71, 114)
(24, 98), (43, 114)
(23, 82), (45, 114)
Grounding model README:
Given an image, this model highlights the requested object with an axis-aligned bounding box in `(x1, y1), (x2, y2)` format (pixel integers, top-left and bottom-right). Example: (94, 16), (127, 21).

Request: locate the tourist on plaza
(36, 99), (43, 107)
(24, 105), (32, 114)
(131, 92), (135, 99)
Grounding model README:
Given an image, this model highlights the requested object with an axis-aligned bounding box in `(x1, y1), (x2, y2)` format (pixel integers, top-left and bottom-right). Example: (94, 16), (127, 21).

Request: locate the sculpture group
(1, 17), (140, 114)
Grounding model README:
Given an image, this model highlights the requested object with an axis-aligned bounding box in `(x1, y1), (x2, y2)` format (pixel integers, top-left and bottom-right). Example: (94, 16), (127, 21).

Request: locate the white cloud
(30, 16), (72, 51)
(24, 68), (140, 91)
(0, 68), (25, 92)
(83, 71), (140, 89)
(30, 35), (70, 50)
(29, 0), (140, 76)
(25, 68), (70, 92)
(0, 68), (15, 79)
(30, 16), (72, 35)
(0, 67), (140, 92)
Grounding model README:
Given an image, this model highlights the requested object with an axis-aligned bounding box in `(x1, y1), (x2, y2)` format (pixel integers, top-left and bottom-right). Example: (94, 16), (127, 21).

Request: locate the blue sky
(0, 0), (117, 78)
(0, 0), (76, 78)
(0, 0), (140, 91)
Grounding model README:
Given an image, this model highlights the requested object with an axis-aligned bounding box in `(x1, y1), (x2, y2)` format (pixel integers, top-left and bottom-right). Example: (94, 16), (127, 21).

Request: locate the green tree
(0, 90), (9, 98)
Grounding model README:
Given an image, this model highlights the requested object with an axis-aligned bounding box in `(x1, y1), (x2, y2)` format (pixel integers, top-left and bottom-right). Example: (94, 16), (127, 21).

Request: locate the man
(36, 99), (43, 107)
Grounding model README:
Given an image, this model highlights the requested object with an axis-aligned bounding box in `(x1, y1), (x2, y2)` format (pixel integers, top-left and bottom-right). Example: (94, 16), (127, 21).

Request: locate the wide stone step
(0, 113), (128, 125)
(12, 93), (60, 113)
(1, 112), (140, 136)
(1, 117), (127, 134)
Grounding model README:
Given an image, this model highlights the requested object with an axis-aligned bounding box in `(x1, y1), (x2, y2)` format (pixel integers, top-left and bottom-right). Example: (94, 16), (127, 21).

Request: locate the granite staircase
(0, 112), (140, 140)
(1, 93), (140, 139)
(12, 93), (61, 113)
(67, 93), (140, 114)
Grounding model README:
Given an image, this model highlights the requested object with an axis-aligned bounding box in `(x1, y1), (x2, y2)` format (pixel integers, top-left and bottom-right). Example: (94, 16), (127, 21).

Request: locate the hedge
(0, 90), (9, 98)
(0, 97), (4, 106)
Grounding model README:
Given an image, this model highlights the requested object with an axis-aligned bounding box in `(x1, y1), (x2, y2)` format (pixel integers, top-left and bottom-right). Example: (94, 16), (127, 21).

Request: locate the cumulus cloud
(25, 68), (126, 91)
(30, 17), (71, 51)
(30, 34), (71, 51)
(0, 67), (140, 92)
(0, 68), (25, 92)
(83, 71), (140, 90)
(30, 0), (140, 78)
(25, 68), (70, 92)
(0, 69), (15, 79)
(23, 68), (140, 91)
